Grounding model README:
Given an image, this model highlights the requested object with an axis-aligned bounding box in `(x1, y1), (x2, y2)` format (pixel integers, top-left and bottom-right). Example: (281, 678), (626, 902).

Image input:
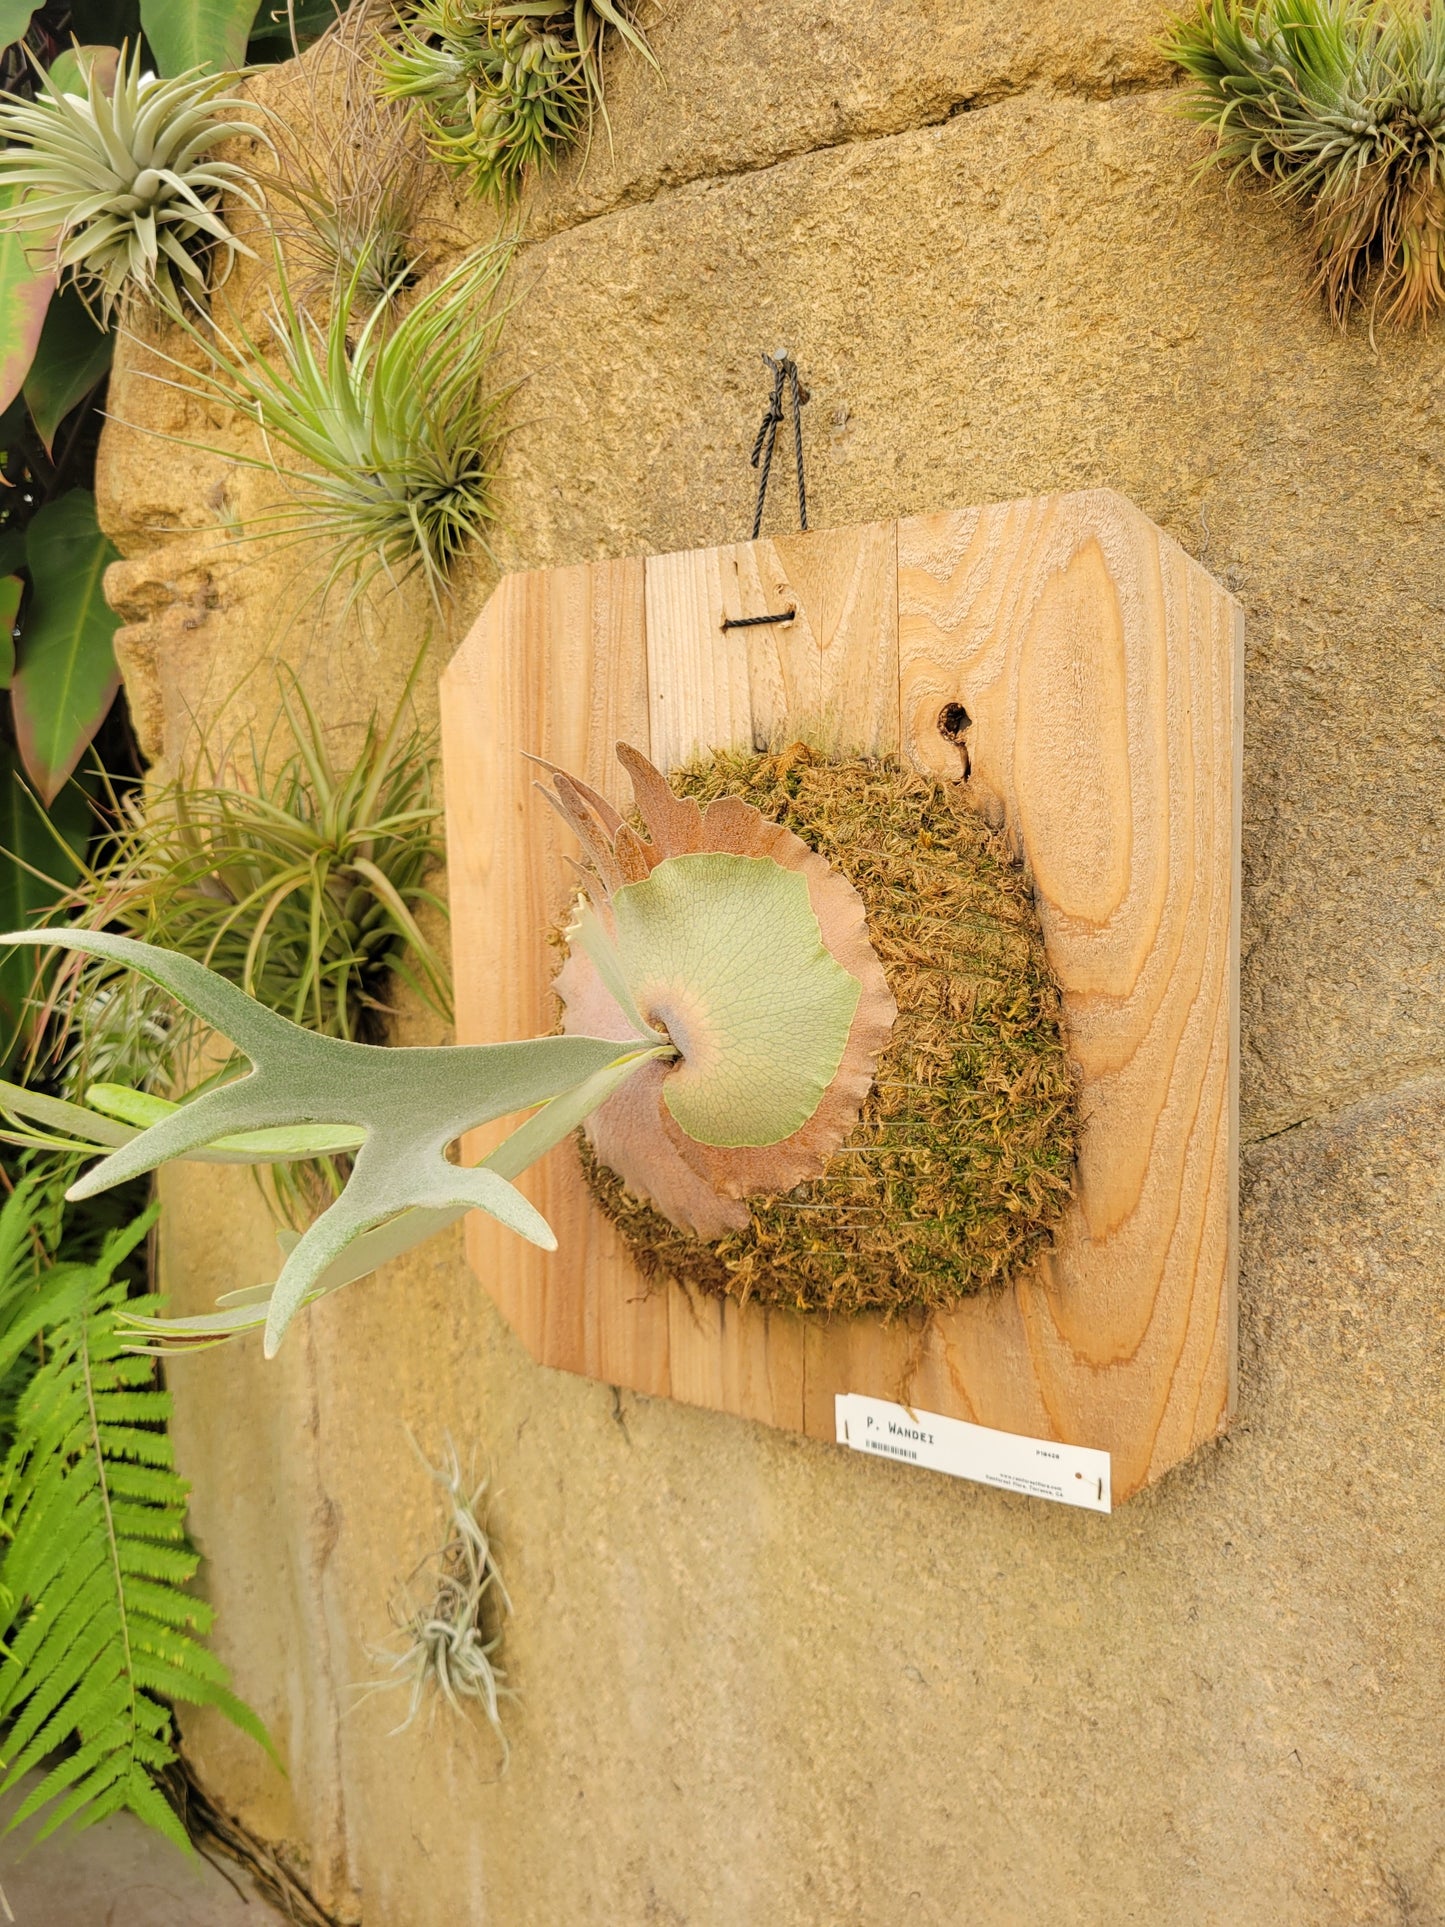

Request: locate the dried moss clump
(578, 746), (1080, 1318)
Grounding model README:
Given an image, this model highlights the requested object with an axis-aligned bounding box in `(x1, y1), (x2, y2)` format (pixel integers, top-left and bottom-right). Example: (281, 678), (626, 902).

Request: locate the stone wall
(97, 5), (1445, 1922)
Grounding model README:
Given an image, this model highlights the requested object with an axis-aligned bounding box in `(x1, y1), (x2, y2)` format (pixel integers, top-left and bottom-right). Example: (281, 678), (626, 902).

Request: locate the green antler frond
(2, 930), (668, 1355)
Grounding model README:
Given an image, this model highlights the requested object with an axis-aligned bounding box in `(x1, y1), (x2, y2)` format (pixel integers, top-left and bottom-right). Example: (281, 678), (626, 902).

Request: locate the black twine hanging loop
(748, 349), (809, 540)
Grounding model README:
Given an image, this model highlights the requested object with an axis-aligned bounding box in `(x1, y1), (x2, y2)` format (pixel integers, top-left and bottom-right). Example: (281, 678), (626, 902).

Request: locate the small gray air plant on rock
(366, 1437), (513, 1748)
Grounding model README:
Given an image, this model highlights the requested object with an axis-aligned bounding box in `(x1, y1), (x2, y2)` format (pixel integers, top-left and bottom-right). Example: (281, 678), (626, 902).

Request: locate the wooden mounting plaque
(440, 489), (1242, 1502)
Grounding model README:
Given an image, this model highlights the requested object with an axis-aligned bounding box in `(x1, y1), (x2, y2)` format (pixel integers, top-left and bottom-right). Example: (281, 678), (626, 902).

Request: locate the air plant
(35, 672), (449, 1080)
(9, 673), (447, 1226)
(1166, 0), (1445, 325)
(0, 43), (264, 320)
(0, 745), (893, 1356)
(140, 240), (510, 601)
(365, 1436), (513, 1746)
(378, 0), (658, 203)
(268, 146), (429, 316)
(263, 2), (441, 314)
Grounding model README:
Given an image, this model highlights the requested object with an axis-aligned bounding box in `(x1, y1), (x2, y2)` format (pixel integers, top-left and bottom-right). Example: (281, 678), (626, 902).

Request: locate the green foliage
(23, 283), (112, 455)
(42, 673), (451, 1090)
(378, 0), (656, 203)
(0, 182), (53, 414)
(0, 1190), (271, 1847)
(151, 242), (511, 600)
(46, 41), (121, 100)
(9, 488), (119, 804)
(0, 6), (40, 53)
(139, 0), (263, 75)
(586, 853), (861, 1148)
(0, 739), (92, 1067)
(1166, 0), (1445, 324)
(0, 42), (263, 321)
(0, 572), (19, 684)
(8, 925), (667, 1352)
(0, 1172), (54, 1446)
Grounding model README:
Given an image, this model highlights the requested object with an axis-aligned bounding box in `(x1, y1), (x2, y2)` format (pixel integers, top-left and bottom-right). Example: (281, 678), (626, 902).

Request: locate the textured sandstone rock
(95, 25), (1445, 1927)
(522, 0), (1170, 236)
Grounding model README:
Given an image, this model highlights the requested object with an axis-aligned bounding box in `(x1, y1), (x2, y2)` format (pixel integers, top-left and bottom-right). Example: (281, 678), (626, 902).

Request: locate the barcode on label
(835, 1394), (1111, 1513)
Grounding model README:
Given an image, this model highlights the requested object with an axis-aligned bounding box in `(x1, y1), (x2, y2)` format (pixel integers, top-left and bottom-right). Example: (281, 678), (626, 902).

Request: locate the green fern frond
(0, 1206), (272, 1845)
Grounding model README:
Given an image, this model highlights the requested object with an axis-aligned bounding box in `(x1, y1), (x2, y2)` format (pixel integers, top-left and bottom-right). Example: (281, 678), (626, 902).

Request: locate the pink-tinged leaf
(0, 188), (55, 418)
(11, 490), (120, 805)
(48, 45), (121, 99)
(0, 575), (21, 688)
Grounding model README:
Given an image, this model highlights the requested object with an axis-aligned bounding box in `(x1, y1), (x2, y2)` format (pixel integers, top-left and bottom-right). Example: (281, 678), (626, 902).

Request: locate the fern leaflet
(0, 1200), (272, 1845)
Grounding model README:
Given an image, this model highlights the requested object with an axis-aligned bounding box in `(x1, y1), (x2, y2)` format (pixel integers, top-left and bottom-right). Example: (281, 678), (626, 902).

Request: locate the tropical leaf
(0, 185), (54, 417)
(140, 0), (263, 74)
(47, 44), (121, 101)
(2, 929), (669, 1353)
(24, 284), (113, 456)
(0, 1205), (273, 1846)
(0, 574), (20, 687)
(0, 3), (40, 52)
(0, 743), (93, 1064)
(10, 489), (120, 805)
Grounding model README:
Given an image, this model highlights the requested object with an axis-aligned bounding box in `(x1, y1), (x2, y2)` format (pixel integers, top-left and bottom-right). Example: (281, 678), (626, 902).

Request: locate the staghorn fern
(1166, 0), (1445, 325)
(0, 745), (892, 1355)
(0, 1200), (271, 1846)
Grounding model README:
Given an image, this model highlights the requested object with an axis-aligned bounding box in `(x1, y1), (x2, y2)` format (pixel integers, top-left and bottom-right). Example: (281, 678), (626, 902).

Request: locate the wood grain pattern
(442, 493), (1240, 1501)
(439, 557), (669, 1396)
(892, 494), (1241, 1495)
(645, 519), (899, 1428)
(645, 519), (897, 764)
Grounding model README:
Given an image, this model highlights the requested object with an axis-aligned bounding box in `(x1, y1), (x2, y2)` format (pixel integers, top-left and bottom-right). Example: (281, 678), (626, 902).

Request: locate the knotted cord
(748, 348), (809, 540)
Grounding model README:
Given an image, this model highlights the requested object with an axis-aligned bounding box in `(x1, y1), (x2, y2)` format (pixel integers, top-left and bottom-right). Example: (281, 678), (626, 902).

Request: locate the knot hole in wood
(936, 701), (972, 779)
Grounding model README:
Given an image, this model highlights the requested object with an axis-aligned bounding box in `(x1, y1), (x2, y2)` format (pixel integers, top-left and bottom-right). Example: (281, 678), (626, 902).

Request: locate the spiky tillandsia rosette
(1166, 0), (1445, 326)
(0, 43), (264, 321)
(0, 745), (878, 1354)
(132, 241), (511, 603)
(563, 746), (1080, 1318)
(378, 0), (657, 203)
(262, 0), (442, 316)
(14, 670), (449, 1229)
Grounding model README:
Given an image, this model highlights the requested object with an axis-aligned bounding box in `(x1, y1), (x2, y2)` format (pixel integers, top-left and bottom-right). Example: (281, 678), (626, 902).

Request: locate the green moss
(578, 746), (1080, 1319)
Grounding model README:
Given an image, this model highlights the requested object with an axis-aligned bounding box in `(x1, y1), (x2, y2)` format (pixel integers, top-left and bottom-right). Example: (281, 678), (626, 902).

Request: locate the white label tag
(834, 1394), (1111, 1513)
